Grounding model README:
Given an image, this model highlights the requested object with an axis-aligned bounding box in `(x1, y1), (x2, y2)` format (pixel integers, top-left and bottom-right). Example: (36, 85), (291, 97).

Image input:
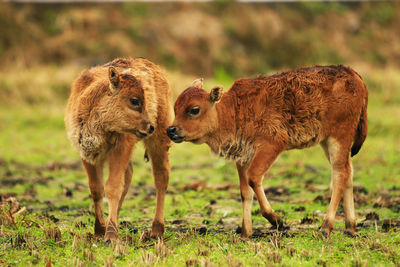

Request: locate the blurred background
(0, 2), (399, 105)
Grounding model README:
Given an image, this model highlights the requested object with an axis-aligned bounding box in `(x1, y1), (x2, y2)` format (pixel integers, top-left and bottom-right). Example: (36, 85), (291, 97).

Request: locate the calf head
(102, 67), (154, 138)
(167, 78), (223, 144)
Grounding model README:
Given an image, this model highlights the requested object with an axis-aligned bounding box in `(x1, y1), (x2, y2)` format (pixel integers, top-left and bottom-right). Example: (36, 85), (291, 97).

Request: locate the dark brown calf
(168, 65), (368, 238)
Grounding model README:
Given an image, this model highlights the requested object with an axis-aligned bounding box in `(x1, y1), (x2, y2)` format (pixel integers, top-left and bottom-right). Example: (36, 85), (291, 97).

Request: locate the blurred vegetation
(0, 2), (400, 78)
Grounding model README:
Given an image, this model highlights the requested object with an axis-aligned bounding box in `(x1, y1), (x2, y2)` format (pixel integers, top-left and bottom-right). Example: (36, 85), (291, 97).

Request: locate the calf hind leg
(320, 138), (354, 237)
(117, 162), (133, 216)
(343, 161), (356, 236)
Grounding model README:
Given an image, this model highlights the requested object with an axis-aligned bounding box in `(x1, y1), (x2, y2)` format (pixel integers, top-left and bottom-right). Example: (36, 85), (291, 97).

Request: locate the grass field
(0, 66), (399, 266)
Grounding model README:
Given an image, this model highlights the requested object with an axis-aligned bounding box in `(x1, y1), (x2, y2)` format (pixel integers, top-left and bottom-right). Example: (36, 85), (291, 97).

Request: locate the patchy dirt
(300, 214), (318, 225)
(382, 219), (400, 232)
(0, 158), (82, 174)
(264, 186), (291, 196)
(365, 212), (380, 221)
(181, 181), (238, 191)
(293, 206), (306, 212)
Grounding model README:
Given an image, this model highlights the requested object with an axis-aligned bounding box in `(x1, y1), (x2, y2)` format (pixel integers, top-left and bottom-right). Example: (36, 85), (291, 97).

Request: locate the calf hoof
(104, 220), (119, 243)
(344, 227), (357, 237)
(150, 220), (165, 238)
(319, 228), (330, 239)
(344, 229), (356, 237)
(320, 220), (333, 238)
(94, 219), (106, 238)
(239, 226), (252, 240)
(240, 232), (252, 240)
(262, 212), (283, 229)
(345, 221), (356, 237)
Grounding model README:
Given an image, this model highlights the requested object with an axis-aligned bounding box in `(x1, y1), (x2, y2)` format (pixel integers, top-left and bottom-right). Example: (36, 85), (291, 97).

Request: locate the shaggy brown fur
(65, 58), (173, 242)
(167, 65), (368, 238)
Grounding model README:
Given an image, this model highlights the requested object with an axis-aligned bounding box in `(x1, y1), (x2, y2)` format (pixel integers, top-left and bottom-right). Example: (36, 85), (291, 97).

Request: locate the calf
(65, 58), (172, 242)
(167, 65), (368, 238)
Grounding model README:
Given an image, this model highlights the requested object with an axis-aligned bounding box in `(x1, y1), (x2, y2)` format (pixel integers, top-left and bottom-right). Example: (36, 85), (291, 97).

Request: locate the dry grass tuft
(139, 230), (152, 243)
(251, 241), (263, 254)
(114, 240), (128, 258)
(155, 239), (169, 258)
(265, 250), (282, 264)
(104, 255), (114, 267)
(200, 258), (214, 267)
(11, 232), (27, 248)
(83, 248), (95, 262)
(71, 234), (81, 250)
(269, 232), (283, 249)
(197, 247), (210, 257)
(72, 257), (85, 267)
(286, 246), (297, 256)
(227, 254), (243, 267)
(44, 227), (62, 243)
(0, 197), (27, 226)
(186, 258), (199, 266)
(140, 250), (159, 266)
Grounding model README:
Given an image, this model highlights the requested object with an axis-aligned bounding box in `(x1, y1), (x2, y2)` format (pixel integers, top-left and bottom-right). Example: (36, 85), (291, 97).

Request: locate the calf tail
(351, 98), (368, 157)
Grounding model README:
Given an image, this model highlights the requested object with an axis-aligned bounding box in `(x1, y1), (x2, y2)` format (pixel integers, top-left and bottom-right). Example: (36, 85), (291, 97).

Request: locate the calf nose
(148, 124), (154, 134)
(167, 126), (177, 136)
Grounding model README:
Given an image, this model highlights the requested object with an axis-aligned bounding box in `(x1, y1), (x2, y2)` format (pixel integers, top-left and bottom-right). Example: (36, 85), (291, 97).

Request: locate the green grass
(1, 71), (400, 266)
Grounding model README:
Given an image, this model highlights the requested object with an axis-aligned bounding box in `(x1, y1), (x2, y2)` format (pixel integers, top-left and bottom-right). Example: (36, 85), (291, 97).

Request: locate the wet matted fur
(65, 58), (173, 242)
(168, 65), (368, 238)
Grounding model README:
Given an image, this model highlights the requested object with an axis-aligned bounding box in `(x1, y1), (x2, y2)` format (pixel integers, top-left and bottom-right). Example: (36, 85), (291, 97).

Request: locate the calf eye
(190, 107), (200, 115)
(130, 98), (140, 106)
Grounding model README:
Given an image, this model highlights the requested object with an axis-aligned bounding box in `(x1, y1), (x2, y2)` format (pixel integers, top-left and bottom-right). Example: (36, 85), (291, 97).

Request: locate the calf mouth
(136, 131), (148, 138)
(169, 135), (184, 143)
(126, 129), (149, 138)
(187, 138), (200, 144)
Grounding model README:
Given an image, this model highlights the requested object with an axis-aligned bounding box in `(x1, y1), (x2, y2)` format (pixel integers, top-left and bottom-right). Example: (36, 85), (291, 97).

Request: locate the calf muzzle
(136, 123), (155, 138)
(166, 126), (184, 143)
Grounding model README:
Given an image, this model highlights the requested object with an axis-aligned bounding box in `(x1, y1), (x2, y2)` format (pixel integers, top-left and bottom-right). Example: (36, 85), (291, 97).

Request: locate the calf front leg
(145, 138), (171, 238)
(236, 163), (254, 239)
(82, 159), (106, 237)
(104, 140), (134, 242)
(247, 142), (284, 228)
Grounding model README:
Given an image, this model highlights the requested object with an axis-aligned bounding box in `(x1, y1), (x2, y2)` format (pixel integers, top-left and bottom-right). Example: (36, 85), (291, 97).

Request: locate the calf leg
(247, 142), (284, 228)
(343, 160), (356, 236)
(104, 139), (134, 242)
(321, 138), (353, 237)
(236, 163), (254, 238)
(117, 162), (133, 216)
(145, 138), (170, 238)
(82, 159), (106, 237)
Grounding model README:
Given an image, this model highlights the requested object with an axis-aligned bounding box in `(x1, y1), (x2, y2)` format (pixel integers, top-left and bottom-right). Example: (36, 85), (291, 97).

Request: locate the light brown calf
(167, 65), (368, 238)
(65, 58), (172, 242)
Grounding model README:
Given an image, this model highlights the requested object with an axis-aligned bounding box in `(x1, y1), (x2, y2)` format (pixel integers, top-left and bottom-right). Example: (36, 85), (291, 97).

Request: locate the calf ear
(210, 86), (223, 103)
(108, 67), (120, 93)
(191, 78), (204, 88)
